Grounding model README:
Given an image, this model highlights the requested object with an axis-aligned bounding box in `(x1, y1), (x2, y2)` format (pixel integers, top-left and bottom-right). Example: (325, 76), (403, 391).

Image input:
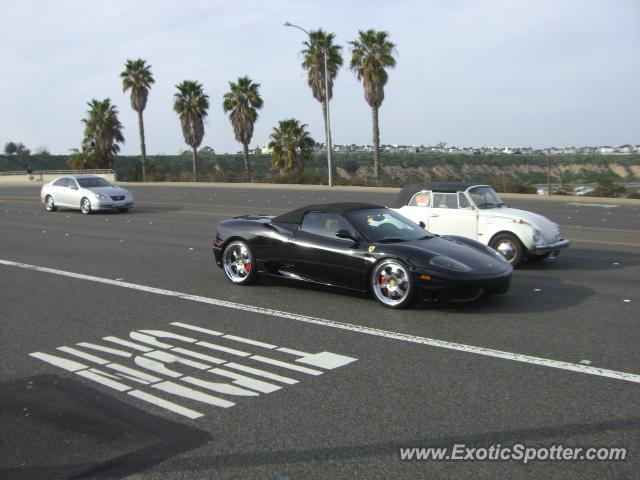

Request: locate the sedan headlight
(428, 255), (472, 272)
(94, 193), (106, 199)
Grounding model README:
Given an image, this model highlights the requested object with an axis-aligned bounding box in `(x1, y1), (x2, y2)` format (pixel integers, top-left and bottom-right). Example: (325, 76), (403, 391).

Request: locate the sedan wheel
(222, 241), (256, 285)
(44, 195), (57, 212)
(371, 259), (414, 308)
(80, 197), (92, 215)
(490, 233), (523, 266)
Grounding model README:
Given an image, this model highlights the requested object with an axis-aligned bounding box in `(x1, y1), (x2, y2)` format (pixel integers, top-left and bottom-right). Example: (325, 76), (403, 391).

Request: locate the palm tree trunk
(242, 143), (252, 182)
(192, 146), (197, 182)
(137, 110), (147, 182)
(372, 106), (381, 182)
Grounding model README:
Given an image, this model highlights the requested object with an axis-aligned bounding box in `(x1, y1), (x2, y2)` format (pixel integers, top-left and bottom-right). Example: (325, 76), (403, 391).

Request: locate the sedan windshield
(77, 177), (113, 188)
(468, 186), (505, 209)
(349, 209), (433, 243)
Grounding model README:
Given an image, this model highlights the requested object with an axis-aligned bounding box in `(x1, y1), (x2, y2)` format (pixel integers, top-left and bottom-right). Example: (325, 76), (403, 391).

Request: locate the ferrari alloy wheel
(490, 233), (523, 266)
(44, 195), (57, 212)
(371, 259), (414, 308)
(223, 240), (256, 284)
(80, 197), (92, 215)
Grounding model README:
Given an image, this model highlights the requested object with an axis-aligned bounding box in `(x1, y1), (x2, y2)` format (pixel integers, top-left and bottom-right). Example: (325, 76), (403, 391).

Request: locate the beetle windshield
(468, 186), (505, 209)
(349, 209), (433, 243)
(77, 177), (113, 188)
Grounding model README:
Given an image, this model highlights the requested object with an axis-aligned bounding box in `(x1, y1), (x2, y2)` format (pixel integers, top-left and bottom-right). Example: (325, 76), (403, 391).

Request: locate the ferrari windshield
(468, 186), (505, 209)
(77, 177), (113, 188)
(349, 209), (432, 243)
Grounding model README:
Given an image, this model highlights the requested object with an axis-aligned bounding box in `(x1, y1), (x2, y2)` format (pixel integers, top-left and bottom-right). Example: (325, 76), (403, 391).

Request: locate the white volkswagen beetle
(41, 175), (134, 214)
(391, 182), (569, 266)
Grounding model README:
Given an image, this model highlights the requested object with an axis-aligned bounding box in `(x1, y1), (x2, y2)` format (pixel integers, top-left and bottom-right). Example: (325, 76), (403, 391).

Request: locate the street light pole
(284, 22), (333, 187)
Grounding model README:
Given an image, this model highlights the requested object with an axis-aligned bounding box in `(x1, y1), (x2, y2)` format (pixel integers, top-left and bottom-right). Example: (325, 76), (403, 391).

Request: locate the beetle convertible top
(272, 202), (384, 224)
(389, 182), (482, 208)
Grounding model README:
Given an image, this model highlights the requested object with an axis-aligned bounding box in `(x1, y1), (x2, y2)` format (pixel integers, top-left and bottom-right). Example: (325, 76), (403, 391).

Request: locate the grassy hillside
(1, 152), (638, 187)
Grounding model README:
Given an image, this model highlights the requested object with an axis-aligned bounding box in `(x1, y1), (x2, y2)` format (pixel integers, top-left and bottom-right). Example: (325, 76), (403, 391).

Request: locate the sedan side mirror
(335, 229), (359, 243)
(69, 185), (78, 190)
(419, 221), (426, 229)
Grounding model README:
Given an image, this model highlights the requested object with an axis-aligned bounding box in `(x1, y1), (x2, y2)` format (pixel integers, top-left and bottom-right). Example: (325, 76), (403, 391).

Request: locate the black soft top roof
(272, 202), (384, 224)
(389, 182), (483, 208)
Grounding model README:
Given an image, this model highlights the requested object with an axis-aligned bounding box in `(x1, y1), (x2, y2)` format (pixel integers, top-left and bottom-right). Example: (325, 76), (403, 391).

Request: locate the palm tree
(268, 119), (315, 174)
(349, 29), (396, 183)
(121, 58), (154, 182)
(300, 29), (342, 158)
(82, 98), (125, 169)
(173, 80), (209, 181)
(222, 76), (263, 181)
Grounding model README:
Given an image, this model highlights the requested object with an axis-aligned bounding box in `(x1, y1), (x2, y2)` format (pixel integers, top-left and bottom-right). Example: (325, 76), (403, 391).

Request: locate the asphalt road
(1, 183), (639, 479)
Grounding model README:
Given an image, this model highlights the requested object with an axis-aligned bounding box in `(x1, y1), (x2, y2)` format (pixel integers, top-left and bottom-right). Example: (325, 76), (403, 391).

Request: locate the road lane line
(223, 363), (299, 385)
(6, 258), (640, 385)
(77, 342), (132, 357)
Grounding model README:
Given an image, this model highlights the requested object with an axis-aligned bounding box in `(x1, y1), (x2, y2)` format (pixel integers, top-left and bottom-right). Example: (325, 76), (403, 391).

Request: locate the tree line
(68, 28), (397, 183)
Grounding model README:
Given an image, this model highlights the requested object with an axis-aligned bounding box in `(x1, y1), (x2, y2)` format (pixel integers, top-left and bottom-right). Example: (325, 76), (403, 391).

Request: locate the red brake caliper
(245, 263), (251, 272)
(380, 275), (387, 292)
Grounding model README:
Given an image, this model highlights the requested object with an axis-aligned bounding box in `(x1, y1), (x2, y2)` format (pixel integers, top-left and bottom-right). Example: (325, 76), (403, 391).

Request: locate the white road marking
(77, 342), (132, 357)
(197, 341), (251, 357)
(181, 375), (259, 396)
(277, 347), (312, 357)
(77, 370), (131, 392)
(128, 390), (203, 419)
(30, 352), (87, 372)
(103, 336), (153, 352)
(566, 203), (620, 208)
(130, 332), (173, 349)
(297, 352), (358, 369)
(56, 346), (109, 365)
(222, 334), (277, 349)
(251, 355), (324, 376)
(224, 362), (299, 385)
(143, 350), (211, 370)
(171, 322), (223, 336)
(107, 362), (161, 383)
(171, 347), (226, 365)
(152, 381), (235, 408)
(209, 368), (282, 393)
(6, 258), (639, 384)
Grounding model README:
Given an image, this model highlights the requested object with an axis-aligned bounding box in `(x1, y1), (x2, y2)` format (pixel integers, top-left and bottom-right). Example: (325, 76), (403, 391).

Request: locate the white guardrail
(0, 169), (116, 183)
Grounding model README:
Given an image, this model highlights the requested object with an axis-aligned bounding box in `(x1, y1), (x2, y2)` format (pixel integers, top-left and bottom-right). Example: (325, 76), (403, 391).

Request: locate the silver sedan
(40, 176), (134, 214)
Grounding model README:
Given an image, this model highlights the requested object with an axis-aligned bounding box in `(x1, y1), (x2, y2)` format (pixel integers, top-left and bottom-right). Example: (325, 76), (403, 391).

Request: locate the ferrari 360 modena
(213, 203), (512, 308)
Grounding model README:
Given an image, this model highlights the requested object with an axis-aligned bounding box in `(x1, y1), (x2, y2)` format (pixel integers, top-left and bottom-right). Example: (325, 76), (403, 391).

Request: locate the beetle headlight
(532, 228), (541, 242)
(428, 255), (472, 272)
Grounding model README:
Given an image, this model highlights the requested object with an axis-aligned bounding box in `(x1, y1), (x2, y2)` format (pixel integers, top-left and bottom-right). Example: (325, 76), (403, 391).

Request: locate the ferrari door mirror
(335, 229), (358, 243)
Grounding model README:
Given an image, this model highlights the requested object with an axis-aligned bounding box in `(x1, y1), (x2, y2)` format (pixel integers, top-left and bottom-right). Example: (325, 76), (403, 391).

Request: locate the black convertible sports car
(213, 203), (512, 308)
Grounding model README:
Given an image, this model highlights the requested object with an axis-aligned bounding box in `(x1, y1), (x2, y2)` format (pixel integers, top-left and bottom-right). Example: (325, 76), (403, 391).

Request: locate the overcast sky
(1, 0), (638, 155)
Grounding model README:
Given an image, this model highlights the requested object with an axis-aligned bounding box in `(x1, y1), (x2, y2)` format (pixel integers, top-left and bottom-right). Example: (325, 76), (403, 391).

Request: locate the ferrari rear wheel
(371, 259), (414, 308)
(222, 240), (256, 285)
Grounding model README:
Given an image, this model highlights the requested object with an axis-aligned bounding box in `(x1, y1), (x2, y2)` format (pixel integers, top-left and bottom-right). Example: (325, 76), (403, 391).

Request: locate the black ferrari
(213, 203), (512, 308)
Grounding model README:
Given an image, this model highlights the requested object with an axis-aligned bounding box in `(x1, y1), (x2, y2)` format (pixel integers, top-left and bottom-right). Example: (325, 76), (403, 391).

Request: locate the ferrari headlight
(428, 255), (472, 272)
(94, 193), (106, 199)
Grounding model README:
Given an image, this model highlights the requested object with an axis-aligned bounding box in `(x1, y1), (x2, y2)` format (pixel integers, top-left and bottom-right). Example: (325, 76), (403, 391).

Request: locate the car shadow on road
(258, 274), (593, 315)
(518, 247), (640, 272)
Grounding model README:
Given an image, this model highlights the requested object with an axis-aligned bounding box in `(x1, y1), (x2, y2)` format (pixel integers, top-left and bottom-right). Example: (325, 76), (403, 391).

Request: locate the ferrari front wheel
(371, 259), (414, 308)
(222, 240), (256, 285)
